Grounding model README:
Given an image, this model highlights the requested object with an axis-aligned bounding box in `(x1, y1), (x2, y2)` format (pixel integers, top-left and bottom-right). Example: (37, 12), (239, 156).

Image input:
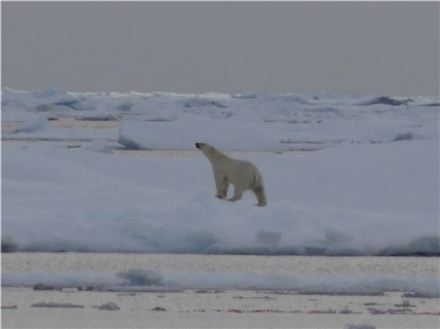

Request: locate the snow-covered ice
(3, 286), (439, 329)
(1, 88), (439, 256)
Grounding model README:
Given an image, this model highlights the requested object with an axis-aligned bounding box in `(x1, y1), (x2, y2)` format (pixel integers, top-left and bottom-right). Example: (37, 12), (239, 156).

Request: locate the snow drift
(2, 140), (438, 256)
(1, 88), (439, 256)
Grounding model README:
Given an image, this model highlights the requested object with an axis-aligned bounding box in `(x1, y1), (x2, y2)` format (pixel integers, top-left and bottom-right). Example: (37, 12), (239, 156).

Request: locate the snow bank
(2, 139), (438, 256)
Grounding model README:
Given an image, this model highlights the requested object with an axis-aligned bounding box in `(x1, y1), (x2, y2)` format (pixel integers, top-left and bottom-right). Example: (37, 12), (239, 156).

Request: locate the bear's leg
(252, 185), (267, 207)
(228, 184), (245, 202)
(215, 174), (228, 199)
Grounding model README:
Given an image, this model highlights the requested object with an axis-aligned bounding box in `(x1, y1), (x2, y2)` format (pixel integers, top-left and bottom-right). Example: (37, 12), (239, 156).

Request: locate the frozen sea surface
(2, 253), (439, 296)
(2, 254), (439, 328)
(3, 286), (439, 328)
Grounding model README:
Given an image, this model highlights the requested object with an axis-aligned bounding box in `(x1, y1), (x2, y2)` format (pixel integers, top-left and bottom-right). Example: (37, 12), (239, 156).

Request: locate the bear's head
(195, 142), (217, 157)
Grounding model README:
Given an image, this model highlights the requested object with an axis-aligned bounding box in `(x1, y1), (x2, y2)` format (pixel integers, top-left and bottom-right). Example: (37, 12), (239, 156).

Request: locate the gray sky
(2, 2), (439, 95)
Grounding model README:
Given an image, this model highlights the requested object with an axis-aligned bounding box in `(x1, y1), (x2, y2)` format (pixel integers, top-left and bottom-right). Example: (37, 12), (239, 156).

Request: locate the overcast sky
(2, 2), (439, 95)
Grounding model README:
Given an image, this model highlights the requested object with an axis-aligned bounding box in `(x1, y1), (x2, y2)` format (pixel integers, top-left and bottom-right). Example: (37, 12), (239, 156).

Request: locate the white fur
(196, 143), (267, 207)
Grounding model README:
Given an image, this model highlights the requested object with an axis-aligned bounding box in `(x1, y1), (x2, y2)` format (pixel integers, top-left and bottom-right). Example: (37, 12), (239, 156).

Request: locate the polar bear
(195, 143), (267, 207)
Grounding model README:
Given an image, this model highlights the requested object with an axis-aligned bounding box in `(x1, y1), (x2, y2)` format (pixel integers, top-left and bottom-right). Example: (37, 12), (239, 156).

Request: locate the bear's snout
(195, 143), (203, 149)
